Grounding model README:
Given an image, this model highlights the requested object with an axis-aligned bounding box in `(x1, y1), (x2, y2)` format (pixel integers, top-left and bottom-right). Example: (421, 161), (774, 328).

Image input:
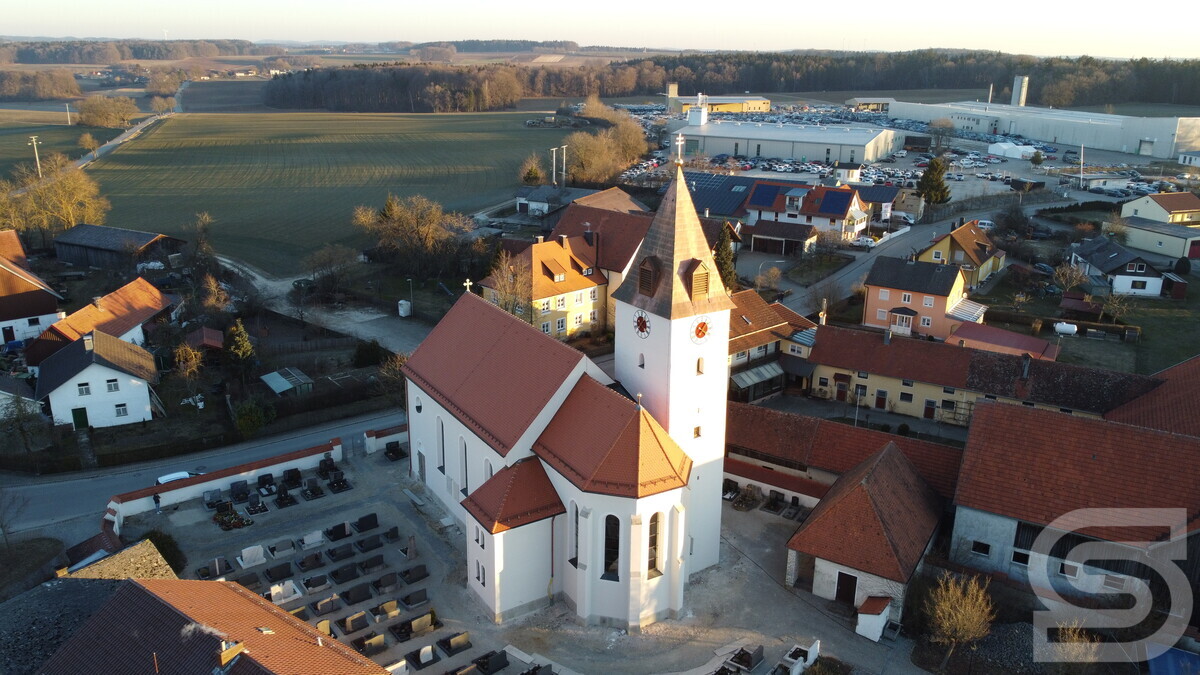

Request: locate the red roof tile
(462, 458), (566, 534)
(535, 375), (692, 498)
(551, 204), (652, 272)
(944, 221), (1003, 267)
(724, 457), (829, 500)
(859, 596), (892, 615)
(1106, 355), (1200, 437)
(26, 277), (174, 366)
(40, 579), (387, 675)
(728, 289), (790, 354)
(956, 402), (1200, 545)
(787, 443), (942, 583)
(769, 302), (817, 333)
(403, 293), (583, 457)
(949, 322), (1059, 360)
(808, 325), (973, 390)
(1148, 192), (1200, 214)
(727, 402), (962, 498)
(186, 326), (224, 350)
(0, 230), (28, 268)
(479, 235), (606, 301)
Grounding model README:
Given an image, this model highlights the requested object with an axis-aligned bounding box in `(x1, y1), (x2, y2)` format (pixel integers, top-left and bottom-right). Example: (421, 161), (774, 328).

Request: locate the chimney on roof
(92, 296), (103, 308)
(583, 228), (594, 246)
(559, 234), (568, 247)
(883, 330), (891, 345)
(705, 208), (710, 217)
(1021, 353), (1031, 380)
(219, 640), (244, 667)
(82, 333), (93, 351)
(535, 235), (544, 244)
(959, 339), (966, 347)
(818, 298), (828, 326)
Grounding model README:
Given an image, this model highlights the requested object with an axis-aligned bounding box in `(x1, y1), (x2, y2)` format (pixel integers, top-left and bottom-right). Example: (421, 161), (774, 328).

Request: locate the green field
(88, 112), (571, 274)
(0, 111), (123, 178)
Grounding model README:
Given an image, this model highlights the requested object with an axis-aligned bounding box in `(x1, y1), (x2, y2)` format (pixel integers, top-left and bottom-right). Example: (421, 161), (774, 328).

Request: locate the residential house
(786, 443), (942, 641)
(53, 224), (184, 271)
(35, 331), (160, 430)
(24, 277), (177, 370)
(1070, 237), (1163, 296)
(479, 234), (608, 339)
(726, 290), (816, 401)
(805, 325), (1160, 425)
(797, 186), (870, 241)
(1118, 216), (1200, 260)
(852, 185), (901, 224)
(947, 321), (1060, 361)
(950, 402), (1200, 617)
(739, 180), (819, 255)
(0, 230), (65, 343)
(39, 579), (387, 674)
(1120, 192), (1200, 225)
(833, 162), (864, 183)
(515, 185), (600, 217)
(862, 257), (986, 340)
(918, 220), (1006, 289)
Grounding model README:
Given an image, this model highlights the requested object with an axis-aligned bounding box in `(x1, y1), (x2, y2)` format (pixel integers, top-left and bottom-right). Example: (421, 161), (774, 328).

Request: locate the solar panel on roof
(748, 185), (781, 208)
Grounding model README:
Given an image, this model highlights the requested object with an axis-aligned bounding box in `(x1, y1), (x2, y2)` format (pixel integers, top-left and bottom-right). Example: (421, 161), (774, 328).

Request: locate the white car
(976, 220), (996, 231)
(852, 236), (877, 249)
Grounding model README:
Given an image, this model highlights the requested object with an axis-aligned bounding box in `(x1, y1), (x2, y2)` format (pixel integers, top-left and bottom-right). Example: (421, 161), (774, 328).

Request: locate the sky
(5, 0), (1197, 60)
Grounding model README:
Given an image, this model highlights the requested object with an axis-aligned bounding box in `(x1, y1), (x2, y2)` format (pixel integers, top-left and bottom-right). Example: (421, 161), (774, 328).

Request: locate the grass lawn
(786, 253), (855, 286)
(87, 112), (572, 274)
(0, 537), (62, 593)
(0, 115), (122, 178)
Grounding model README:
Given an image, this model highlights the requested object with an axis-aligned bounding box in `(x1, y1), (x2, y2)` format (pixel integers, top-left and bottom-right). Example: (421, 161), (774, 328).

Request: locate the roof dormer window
(691, 263), (710, 300)
(638, 257), (660, 296)
(554, 273), (566, 282)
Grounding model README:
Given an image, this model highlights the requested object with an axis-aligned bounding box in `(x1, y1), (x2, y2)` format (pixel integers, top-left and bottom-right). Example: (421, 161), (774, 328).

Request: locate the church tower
(611, 165), (736, 573)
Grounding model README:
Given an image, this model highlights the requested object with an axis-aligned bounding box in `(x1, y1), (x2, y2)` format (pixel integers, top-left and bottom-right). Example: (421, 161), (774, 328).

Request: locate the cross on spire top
(674, 133), (685, 165)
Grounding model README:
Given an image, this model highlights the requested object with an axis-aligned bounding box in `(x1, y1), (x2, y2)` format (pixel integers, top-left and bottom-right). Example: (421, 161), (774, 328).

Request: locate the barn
(54, 224), (185, 271)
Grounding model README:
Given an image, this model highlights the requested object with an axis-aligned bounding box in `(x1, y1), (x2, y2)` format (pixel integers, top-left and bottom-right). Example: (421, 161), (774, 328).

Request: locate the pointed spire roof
(611, 165), (736, 319)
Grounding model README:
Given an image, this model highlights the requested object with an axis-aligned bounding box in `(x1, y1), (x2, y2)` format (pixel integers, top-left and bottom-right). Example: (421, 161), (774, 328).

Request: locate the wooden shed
(54, 224), (185, 271)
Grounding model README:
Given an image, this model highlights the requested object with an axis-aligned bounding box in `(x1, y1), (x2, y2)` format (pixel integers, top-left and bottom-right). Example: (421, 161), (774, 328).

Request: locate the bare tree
(201, 274), (231, 316)
(174, 342), (203, 405)
(1100, 292), (1135, 324)
(486, 250), (533, 324)
(303, 244), (358, 295)
(375, 352), (410, 409)
(0, 395), (50, 454)
(15, 153), (111, 247)
(925, 572), (996, 671)
(78, 132), (100, 159)
(1010, 291), (1030, 312)
(0, 486), (28, 551)
(150, 96), (176, 114)
(928, 118), (955, 153)
(756, 266), (782, 292)
(1053, 263), (1088, 293)
(1104, 214), (1128, 244)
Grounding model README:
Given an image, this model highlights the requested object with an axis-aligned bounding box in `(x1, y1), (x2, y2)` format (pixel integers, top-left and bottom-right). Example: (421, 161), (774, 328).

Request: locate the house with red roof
(950, 402), (1200, 624)
(786, 443), (942, 641)
(726, 289), (817, 401)
(0, 230), (65, 343)
(1121, 192), (1200, 225)
(404, 168), (736, 630)
(797, 186), (870, 241)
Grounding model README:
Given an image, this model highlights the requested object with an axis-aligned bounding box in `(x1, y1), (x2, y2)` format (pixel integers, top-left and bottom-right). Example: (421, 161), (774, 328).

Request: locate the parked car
(1034, 263), (1056, 275)
(851, 236), (877, 249)
(976, 220), (996, 231)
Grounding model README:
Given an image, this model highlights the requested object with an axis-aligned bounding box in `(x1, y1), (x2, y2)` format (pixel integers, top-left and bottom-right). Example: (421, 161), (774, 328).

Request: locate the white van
(156, 471), (203, 485)
(888, 212), (915, 225)
(976, 219), (996, 231)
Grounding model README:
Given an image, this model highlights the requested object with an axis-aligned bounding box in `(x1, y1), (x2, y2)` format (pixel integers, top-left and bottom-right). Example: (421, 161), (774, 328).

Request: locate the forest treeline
(412, 40), (579, 53)
(263, 50), (1200, 113)
(0, 39), (276, 64)
(0, 70), (80, 101)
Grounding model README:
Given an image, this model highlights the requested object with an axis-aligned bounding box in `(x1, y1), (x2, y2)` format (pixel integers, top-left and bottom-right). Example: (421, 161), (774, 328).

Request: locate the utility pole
(559, 145), (567, 186)
(549, 147), (557, 186)
(28, 136), (42, 179)
(65, 103), (71, 126)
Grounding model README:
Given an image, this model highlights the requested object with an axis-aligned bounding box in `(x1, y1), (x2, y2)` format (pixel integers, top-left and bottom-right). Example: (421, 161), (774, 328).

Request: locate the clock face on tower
(633, 310), (651, 339)
(691, 316), (711, 344)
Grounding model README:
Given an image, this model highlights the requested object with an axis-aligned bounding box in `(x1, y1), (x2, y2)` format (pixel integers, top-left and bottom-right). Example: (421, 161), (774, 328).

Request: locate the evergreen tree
(224, 318), (256, 383)
(916, 157), (952, 206)
(713, 224), (738, 291)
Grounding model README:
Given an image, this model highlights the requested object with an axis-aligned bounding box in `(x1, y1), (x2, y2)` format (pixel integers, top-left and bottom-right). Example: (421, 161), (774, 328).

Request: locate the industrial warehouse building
(665, 84), (770, 114)
(888, 100), (1200, 159)
(671, 107), (898, 164)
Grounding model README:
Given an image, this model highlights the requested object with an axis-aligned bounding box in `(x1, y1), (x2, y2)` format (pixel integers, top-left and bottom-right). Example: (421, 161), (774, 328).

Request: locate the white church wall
(465, 520), (499, 617)
(490, 518), (558, 622)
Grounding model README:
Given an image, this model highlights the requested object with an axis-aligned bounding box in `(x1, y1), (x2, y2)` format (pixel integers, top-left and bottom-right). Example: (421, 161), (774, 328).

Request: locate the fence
(924, 189), (1062, 222)
(259, 337), (358, 356)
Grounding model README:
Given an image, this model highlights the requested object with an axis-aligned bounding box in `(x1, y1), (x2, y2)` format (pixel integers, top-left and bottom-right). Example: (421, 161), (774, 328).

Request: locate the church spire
(611, 166), (736, 319)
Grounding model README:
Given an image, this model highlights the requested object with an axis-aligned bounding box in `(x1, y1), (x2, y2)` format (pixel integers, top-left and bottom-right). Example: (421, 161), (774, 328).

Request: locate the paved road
(2, 409), (405, 542)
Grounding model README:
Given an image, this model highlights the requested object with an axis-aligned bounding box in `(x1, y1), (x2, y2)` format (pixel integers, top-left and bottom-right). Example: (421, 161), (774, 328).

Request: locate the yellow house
(480, 235), (607, 340)
(917, 220), (1005, 290)
(805, 325), (1161, 426)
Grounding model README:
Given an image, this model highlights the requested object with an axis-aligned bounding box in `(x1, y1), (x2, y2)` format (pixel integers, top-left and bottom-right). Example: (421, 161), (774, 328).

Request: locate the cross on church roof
(674, 133), (685, 166)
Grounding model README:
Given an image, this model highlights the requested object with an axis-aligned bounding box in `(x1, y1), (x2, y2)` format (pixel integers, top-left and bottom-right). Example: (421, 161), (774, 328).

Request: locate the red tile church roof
(462, 458), (566, 534)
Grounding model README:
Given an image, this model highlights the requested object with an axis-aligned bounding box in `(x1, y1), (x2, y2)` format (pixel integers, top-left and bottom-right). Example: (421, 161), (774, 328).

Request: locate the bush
(143, 530), (187, 574)
(897, 423), (910, 437)
(878, 423), (891, 433)
(353, 339), (389, 367)
(806, 657), (853, 675)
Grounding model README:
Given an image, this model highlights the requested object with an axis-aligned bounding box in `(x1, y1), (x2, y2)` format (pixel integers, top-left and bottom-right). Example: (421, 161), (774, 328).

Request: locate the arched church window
(603, 515), (620, 581)
(569, 501), (579, 567)
(414, 396), (422, 414)
(436, 418), (445, 473)
(638, 353), (645, 369)
(459, 437), (468, 497)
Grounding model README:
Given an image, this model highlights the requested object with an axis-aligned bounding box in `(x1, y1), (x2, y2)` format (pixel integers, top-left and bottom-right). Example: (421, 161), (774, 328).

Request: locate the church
(401, 167), (736, 630)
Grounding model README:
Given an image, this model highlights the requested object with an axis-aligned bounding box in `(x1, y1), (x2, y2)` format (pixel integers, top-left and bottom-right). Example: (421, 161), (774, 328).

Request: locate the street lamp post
(406, 278), (413, 313)
(27, 136), (42, 179)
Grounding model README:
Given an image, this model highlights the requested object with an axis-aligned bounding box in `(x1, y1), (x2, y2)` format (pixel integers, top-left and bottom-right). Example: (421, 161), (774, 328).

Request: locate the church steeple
(611, 166), (736, 319)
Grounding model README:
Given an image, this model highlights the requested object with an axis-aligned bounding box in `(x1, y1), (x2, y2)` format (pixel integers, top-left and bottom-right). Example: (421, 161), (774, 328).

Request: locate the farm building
(888, 100), (1200, 159)
(54, 224), (185, 271)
